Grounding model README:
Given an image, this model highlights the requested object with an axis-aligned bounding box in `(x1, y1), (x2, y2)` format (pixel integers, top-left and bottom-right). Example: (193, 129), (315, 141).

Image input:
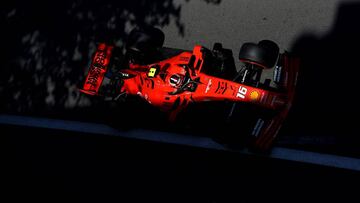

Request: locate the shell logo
(250, 91), (260, 100)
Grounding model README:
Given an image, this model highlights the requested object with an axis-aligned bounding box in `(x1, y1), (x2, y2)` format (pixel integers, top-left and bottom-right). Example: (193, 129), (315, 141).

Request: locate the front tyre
(239, 40), (279, 69)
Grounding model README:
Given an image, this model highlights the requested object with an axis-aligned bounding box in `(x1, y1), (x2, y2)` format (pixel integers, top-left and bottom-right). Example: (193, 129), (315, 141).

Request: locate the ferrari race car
(80, 27), (299, 151)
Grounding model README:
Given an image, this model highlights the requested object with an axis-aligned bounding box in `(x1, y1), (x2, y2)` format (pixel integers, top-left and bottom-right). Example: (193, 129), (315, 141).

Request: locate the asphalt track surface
(163, 0), (342, 51)
(2, 0), (360, 155)
(162, 0), (360, 158)
(3, 121), (359, 201)
(2, 114), (359, 171)
(1, 0), (360, 199)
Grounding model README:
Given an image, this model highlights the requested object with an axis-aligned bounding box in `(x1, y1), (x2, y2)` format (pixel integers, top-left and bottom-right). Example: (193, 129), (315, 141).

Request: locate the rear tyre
(125, 26), (165, 64)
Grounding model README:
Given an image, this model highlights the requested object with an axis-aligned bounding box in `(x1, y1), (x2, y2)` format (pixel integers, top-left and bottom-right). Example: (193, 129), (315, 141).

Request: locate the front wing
(250, 53), (300, 151)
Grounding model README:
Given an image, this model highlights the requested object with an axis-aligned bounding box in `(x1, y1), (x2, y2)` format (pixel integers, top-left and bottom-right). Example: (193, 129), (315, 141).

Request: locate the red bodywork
(80, 44), (113, 95)
(80, 43), (299, 150)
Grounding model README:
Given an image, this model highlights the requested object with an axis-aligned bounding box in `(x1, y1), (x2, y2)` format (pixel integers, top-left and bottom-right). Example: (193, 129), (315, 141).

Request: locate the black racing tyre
(212, 42), (223, 53)
(108, 46), (125, 73)
(258, 40), (280, 66)
(239, 40), (279, 69)
(126, 26), (165, 56)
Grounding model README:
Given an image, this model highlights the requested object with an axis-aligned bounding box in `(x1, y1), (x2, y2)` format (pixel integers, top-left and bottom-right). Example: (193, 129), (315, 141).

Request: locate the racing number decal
(236, 86), (247, 99)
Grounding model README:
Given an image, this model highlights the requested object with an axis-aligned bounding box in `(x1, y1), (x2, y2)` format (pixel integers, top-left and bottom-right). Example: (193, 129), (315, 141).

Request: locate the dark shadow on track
(3, 125), (359, 201)
(0, 0), (221, 121)
(279, 2), (360, 157)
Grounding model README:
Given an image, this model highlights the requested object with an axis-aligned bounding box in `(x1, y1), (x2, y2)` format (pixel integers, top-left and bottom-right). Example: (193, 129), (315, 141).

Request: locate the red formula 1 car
(80, 27), (299, 151)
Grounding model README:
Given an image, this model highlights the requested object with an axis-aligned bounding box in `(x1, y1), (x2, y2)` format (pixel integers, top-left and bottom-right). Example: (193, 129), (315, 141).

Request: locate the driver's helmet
(169, 74), (184, 88)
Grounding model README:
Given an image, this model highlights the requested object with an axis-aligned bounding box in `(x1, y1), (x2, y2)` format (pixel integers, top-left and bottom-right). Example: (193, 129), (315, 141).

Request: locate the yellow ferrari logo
(148, 67), (157, 77)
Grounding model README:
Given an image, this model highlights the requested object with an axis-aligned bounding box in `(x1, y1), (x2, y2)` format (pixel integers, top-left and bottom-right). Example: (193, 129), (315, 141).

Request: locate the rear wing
(80, 43), (113, 95)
